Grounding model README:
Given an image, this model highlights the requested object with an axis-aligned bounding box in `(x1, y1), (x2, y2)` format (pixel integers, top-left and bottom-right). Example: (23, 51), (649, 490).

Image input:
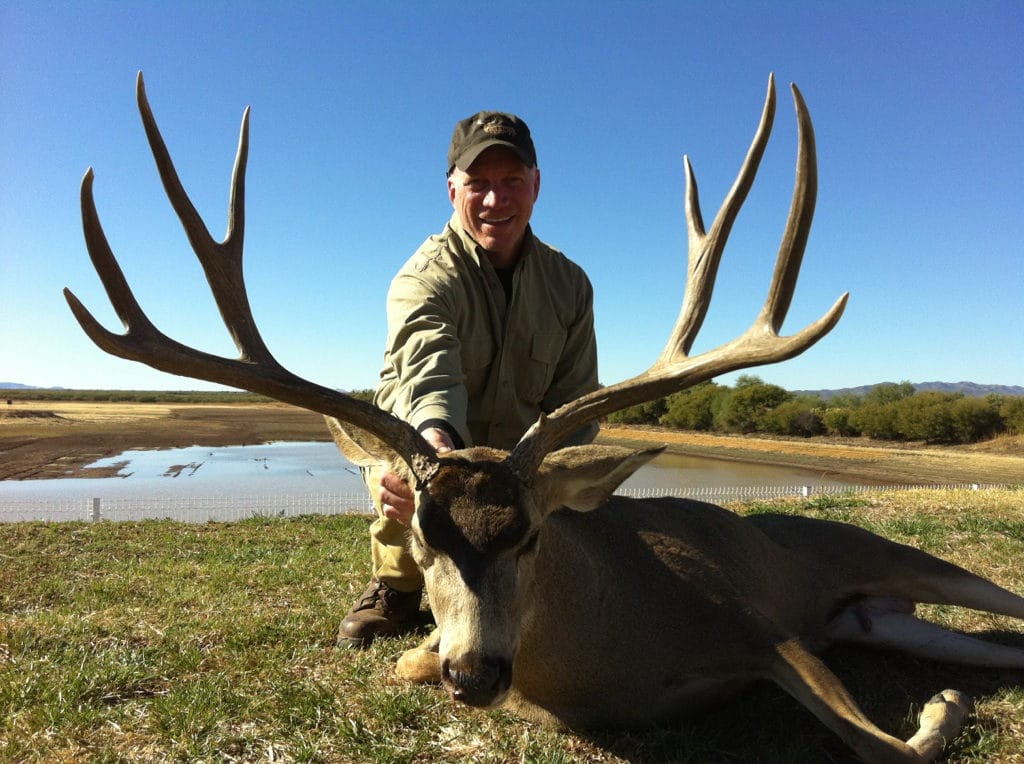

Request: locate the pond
(1, 440), (855, 500)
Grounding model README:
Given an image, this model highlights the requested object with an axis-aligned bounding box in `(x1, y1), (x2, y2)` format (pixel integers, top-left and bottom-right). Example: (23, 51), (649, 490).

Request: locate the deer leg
(770, 638), (967, 763)
(396, 629), (442, 683)
(905, 690), (973, 762)
(828, 596), (1024, 668)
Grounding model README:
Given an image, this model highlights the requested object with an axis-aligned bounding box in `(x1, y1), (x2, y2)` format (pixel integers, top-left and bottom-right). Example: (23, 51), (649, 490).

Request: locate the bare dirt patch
(598, 425), (1024, 485)
(0, 401), (329, 480)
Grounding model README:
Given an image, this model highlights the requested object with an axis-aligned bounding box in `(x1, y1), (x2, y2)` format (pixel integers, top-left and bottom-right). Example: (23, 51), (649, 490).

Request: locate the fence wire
(0, 484), (1009, 524)
(0, 492), (374, 524)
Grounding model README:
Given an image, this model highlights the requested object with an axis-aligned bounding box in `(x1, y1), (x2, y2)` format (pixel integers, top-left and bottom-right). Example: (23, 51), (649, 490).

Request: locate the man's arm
(376, 271), (469, 525)
(542, 269), (600, 445)
(380, 271), (473, 447)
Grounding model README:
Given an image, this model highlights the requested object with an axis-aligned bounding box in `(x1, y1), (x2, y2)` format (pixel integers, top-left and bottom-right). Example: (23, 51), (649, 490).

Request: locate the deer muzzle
(441, 654), (513, 708)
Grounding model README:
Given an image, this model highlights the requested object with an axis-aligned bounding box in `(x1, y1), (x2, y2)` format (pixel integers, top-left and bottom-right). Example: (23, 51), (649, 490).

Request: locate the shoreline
(2, 402), (1022, 486)
(597, 425), (1024, 486)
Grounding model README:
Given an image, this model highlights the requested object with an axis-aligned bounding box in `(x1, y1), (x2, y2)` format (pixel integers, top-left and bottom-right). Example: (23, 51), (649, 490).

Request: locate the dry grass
(601, 425), (1024, 485)
(2, 488), (1022, 763)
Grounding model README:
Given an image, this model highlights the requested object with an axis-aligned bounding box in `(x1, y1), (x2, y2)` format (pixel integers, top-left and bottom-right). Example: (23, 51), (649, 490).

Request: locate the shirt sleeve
(541, 268), (600, 446)
(382, 271), (473, 447)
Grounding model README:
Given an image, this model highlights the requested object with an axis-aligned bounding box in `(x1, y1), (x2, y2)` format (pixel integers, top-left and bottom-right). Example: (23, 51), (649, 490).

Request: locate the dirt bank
(599, 425), (1024, 485)
(0, 402), (329, 480)
(2, 401), (1021, 485)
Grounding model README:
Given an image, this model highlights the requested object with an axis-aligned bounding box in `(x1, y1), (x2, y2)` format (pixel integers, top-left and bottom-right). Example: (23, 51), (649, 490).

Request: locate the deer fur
(335, 426), (1024, 764)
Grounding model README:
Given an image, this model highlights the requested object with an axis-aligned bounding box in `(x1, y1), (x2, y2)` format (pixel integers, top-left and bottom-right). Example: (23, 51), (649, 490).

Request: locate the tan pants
(363, 464), (424, 593)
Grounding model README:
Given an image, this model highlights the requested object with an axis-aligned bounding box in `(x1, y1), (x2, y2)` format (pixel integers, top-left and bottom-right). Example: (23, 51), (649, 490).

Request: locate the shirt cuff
(418, 419), (466, 450)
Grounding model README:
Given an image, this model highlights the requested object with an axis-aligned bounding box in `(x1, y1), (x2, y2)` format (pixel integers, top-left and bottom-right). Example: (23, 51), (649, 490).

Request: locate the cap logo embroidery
(480, 118), (516, 138)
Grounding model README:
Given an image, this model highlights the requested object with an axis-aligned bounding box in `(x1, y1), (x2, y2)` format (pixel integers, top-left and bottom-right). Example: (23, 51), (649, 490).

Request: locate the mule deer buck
(66, 73), (1024, 762)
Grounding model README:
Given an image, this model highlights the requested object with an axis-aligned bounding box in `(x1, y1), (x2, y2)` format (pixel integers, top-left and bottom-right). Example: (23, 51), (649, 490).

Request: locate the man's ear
(534, 445), (664, 512)
(324, 416), (404, 469)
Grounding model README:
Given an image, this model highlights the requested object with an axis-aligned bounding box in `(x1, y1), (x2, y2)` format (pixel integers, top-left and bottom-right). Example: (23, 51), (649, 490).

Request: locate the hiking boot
(336, 578), (423, 649)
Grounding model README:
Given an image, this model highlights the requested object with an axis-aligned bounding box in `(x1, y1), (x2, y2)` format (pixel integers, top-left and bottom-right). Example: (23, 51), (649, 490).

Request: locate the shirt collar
(447, 213), (537, 270)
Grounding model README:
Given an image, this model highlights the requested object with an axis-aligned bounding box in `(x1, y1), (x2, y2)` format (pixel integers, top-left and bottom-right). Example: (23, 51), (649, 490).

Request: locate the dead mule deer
(66, 73), (1024, 763)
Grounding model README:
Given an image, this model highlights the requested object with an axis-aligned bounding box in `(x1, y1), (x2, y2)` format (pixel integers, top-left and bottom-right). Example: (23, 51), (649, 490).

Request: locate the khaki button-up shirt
(374, 215), (599, 450)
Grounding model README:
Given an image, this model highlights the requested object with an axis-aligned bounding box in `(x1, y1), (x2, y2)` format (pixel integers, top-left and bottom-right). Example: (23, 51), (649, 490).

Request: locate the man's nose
(483, 186), (507, 207)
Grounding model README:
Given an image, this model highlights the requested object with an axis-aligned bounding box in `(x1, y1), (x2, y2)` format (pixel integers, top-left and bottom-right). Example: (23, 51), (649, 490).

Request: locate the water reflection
(620, 450), (853, 491)
(0, 441), (853, 503)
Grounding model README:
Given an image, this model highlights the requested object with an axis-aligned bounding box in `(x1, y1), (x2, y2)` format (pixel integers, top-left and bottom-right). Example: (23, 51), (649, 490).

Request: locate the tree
(864, 381), (915, 406)
(715, 376), (792, 433)
(761, 399), (825, 436)
(1000, 396), (1024, 435)
(822, 407), (861, 437)
(850, 402), (902, 440)
(606, 398), (668, 425)
(895, 392), (959, 443)
(950, 396), (1002, 443)
(660, 382), (727, 431)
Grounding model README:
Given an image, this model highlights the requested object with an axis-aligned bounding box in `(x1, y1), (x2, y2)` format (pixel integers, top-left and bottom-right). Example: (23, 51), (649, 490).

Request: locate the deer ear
(325, 416), (404, 468)
(535, 445), (664, 512)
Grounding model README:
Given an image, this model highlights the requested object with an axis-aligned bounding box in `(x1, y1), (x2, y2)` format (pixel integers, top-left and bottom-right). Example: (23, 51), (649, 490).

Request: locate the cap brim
(455, 140), (533, 172)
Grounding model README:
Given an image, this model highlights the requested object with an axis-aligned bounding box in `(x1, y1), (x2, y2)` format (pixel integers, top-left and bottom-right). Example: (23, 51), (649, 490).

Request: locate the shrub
(760, 400), (825, 436)
(714, 376), (792, 434)
(660, 382), (726, 431)
(821, 407), (861, 437)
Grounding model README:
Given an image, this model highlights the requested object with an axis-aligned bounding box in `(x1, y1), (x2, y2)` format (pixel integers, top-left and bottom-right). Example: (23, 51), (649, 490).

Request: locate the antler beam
(64, 72), (440, 484)
(509, 75), (848, 479)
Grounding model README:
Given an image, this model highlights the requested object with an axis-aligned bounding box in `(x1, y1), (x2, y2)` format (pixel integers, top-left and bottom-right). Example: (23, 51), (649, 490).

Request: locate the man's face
(448, 147), (540, 266)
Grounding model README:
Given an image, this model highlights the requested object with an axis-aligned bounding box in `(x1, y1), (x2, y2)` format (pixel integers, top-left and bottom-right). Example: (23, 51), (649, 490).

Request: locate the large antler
(508, 75), (848, 480)
(63, 72), (440, 485)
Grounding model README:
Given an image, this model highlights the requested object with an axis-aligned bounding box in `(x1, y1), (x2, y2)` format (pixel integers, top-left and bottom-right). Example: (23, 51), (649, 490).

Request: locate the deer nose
(441, 655), (512, 707)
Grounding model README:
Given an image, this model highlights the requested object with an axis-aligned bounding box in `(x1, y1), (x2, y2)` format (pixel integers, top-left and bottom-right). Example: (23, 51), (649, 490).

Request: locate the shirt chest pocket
(520, 330), (567, 403)
(461, 333), (495, 398)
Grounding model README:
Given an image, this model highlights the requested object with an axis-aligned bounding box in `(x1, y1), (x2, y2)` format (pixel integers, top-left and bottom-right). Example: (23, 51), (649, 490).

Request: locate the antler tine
(660, 73), (777, 363)
(508, 78), (848, 481)
(65, 74), (440, 484)
(760, 82), (814, 334)
(135, 71), (272, 367)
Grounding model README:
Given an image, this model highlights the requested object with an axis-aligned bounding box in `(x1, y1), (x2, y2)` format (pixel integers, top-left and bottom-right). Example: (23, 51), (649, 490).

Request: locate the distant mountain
(4, 380), (1022, 398)
(797, 381), (1024, 400)
(0, 383), (67, 390)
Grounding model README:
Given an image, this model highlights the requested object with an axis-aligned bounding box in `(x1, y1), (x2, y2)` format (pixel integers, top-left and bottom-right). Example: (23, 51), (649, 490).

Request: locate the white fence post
(92, 497), (101, 522)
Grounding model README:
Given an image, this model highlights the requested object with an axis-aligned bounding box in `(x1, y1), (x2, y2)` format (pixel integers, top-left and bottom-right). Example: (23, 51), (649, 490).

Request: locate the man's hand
(380, 426), (455, 525)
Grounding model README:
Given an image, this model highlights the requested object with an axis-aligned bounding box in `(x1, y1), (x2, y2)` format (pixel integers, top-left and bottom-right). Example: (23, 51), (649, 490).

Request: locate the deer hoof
(397, 648), (442, 684)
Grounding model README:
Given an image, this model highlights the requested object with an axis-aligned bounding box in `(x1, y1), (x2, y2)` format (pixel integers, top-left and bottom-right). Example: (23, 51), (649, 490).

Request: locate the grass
(2, 488), (1023, 763)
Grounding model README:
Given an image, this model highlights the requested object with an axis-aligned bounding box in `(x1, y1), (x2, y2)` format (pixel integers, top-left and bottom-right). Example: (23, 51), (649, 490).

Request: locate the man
(337, 110), (600, 648)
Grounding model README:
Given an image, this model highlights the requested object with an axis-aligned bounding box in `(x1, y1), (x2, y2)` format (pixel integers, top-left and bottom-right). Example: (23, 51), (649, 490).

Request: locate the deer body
(67, 73), (1024, 762)
(374, 443), (1024, 762)
(495, 496), (809, 728)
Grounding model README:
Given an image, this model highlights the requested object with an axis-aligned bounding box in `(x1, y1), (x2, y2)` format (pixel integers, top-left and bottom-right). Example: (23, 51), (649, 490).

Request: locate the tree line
(3, 388), (376, 404)
(8, 383), (1022, 445)
(606, 377), (1024, 445)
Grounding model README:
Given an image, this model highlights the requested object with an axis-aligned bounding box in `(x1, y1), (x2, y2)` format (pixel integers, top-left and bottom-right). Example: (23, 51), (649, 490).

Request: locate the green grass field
(3, 488), (1022, 763)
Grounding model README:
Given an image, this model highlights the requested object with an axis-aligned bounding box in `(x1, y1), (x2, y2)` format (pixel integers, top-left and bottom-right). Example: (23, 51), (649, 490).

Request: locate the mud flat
(600, 425), (1024, 486)
(2, 401), (1021, 485)
(0, 402), (328, 480)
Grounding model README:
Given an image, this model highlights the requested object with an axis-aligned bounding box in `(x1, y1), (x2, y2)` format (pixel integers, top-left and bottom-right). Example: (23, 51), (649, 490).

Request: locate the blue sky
(2, 2), (1021, 393)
